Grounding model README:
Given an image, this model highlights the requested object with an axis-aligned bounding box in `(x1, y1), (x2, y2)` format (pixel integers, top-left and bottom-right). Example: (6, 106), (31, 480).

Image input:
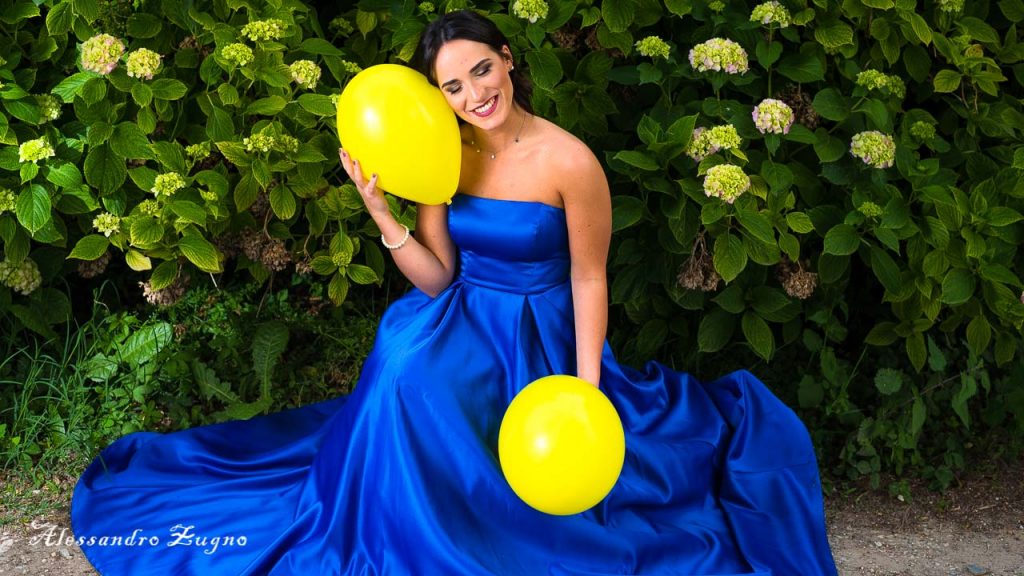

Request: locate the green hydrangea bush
(1, 0), (1022, 483)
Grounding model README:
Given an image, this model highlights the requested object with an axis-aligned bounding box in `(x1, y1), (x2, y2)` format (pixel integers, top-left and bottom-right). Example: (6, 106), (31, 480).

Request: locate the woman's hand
(338, 148), (390, 220)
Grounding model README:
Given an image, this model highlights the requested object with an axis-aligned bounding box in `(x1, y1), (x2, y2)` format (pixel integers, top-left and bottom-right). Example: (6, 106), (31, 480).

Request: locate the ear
(501, 45), (514, 68)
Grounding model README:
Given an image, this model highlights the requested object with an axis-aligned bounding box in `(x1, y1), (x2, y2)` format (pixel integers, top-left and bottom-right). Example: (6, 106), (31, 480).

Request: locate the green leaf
(150, 79), (188, 100)
(46, 2), (74, 36)
(297, 94), (335, 116)
(178, 229), (222, 273)
(865, 322), (899, 346)
(958, 16), (999, 43)
(126, 13), (162, 38)
(741, 311), (774, 360)
(986, 207), (1024, 226)
(130, 217), (164, 246)
(72, 0), (99, 22)
(524, 49), (563, 90)
(149, 260), (178, 291)
(611, 195), (644, 232)
(110, 122), (154, 159)
(735, 204), (775, 245)
(84, 144), (126, 195)
(907, 12), (932, 45)
(712, 284), (746, 314)
(216, 141), (249, 166)
(966, 315), (992, 356)
(252, 321), (288, 392)
(125, 249), (152, 271)
(755, 39), (783, 68)
(16, 184), (51, 234)
(951, 373), (977, 428)
(613, 150), (659, 171)
(698, 308), (736, 353)
(761, 160), (793, 192)
(665, 0), (692, 16)
(131, 83), (153, 107)
(119, 323), (172, 366)
(874, 368), (903, 395)
(814, 134), (846, 163)
(812, 88), (850, 121)
(933, 69), (962, 92)
(67, 234), (109, 260)
(245, 96), (288, 116)
(907, 332), (926, 372)
(601, 0), (635, 32)
(786, 211), (815, 233)
(299, 38), (344, 56)
(777, 51), (825, 83)
(713, 232), (747, 282)
(169, 200), (207, 226)
(46, 163), (83, 188)
(823, 224), (860, 255)
(328, 272), (349, 305)
(814, 22), (855, 49)
(206, 106), (234, 141)
(940, 268), (975, 305)
(870, 246), (902, 294)
(270, 185), (296, 220)
(347, 263), (378, 285)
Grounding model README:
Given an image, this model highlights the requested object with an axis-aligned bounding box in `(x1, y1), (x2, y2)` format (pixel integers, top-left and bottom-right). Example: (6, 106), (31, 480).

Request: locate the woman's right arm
(339, 149), (457, 298)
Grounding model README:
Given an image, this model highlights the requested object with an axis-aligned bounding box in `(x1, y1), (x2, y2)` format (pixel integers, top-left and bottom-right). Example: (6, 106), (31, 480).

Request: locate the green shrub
(0, 0), (1021, 483)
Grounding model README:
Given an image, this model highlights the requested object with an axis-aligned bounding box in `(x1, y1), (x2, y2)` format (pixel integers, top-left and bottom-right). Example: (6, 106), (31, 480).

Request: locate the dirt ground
(1, 459), (1022, 575)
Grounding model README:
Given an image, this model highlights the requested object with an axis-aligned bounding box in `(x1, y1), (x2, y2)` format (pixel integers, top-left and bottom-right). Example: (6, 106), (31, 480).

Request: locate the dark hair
(412, 10), (533, 115)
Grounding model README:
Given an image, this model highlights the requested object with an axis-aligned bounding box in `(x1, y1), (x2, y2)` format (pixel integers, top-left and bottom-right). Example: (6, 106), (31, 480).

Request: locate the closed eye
(445, 65), (492, 95)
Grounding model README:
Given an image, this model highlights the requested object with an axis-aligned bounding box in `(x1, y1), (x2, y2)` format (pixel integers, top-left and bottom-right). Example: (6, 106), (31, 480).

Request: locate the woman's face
(433, 39), (515, 130)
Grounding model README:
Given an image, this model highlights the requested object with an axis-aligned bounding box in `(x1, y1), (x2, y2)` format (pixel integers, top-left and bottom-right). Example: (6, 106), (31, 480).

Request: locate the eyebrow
(440, 58), (491, 89)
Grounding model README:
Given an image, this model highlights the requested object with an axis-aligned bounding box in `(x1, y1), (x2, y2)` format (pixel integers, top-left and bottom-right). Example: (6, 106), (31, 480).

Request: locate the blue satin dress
(71, 193), (838, 575)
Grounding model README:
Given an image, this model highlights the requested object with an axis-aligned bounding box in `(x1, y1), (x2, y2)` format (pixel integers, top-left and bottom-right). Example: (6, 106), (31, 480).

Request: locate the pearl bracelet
(381, 225), (410, 250)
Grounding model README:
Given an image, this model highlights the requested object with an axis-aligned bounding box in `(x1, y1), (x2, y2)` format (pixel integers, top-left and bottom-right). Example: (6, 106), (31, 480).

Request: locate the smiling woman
(70, 9), (838, 576)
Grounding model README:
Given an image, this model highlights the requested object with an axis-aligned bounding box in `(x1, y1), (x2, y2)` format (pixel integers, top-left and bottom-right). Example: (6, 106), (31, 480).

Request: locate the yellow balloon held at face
(498, 375), (626, 516)
(336, 64), (461, 205)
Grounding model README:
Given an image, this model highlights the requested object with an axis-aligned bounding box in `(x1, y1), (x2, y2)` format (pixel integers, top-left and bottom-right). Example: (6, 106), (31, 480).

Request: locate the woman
(71, 10), (839, 575)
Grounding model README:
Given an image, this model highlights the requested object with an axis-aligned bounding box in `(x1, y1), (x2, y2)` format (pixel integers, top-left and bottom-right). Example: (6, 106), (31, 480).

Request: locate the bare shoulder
(531, 118), (607, 203)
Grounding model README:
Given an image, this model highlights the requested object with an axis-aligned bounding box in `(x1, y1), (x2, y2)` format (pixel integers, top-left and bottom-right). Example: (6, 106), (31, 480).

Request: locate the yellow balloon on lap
(336, 64), (461, 205)
(498, 375), (626, 516)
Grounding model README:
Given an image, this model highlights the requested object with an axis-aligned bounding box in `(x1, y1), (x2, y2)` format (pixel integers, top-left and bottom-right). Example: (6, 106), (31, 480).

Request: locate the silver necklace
(470, 111), (530, 160)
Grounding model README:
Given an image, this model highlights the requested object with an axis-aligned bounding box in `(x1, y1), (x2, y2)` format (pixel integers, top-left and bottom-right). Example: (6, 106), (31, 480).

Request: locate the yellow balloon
(336, 64), (461, 205)
(498, 375), (626, 516)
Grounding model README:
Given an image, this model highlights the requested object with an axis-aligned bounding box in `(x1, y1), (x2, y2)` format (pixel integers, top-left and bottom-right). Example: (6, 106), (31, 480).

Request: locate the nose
(466, 79), (484, 104)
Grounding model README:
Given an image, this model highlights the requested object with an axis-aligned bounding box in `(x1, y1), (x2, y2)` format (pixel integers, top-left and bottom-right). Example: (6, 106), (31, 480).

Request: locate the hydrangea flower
(512, 0), (549, 23)
(152, 172), (186, 197)
(93, 212), (121, 237)
(636, 36), (671, 60)
(243, 133), (276, 153)
(342, 61), (362, 74)
(138, 199), (161, 216)
(241, 19), (287, 41)
(750, 1), (791, 27)
(689, 38), (749, 74)
(687, 125), (742, 161)
(200, 189), (219, 202)
(858, 202), (884, 218)
(222, 43), (255, 67)
(0, 188), (15, 214)
(512, 0), (552, 22)
(0, 258), (42, 296)
(19, 137), (55, 163)
(35, 95), (62, 122)
(910, 121), (936, 142)
(81, 34), (125, 75)
(708, 0), (726, 11)
(752, 98), (795, 134)
(850, 131), (896, 169)
(125, 48), (162, 80)
(186, 142), (211, 160)
(329, 17), (354, 35)
(418, 2), (435, 13)
(856, 70), (906, 99)
(289, 60), (322, 90)
(703, 164), (751, 204)
(274, 134), (299, 154)
(937, 0), (963, 12)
